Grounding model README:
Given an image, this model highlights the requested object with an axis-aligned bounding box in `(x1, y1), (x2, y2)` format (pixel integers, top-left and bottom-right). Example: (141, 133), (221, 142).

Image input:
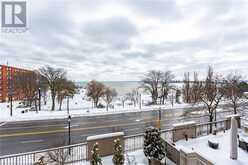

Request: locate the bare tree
(38, 66), (66, 111)
(160, 71), (175, 104)
(182, 72), (191, 103)
(86, 80), (105, 108)
(47, 140), (70, 165)
(57, 79), (77, 110)
(120, 95), (128, 108)
(191, 72), (202, 103)
(199, 66), (224, 133)
(126, 89), (139, 107)
(14, 71), (39, 107)
(102, 87), (117, 111)
(175, 89), (181, 104)
(224, 72), (243, 114)
(142, 70), (162, 104)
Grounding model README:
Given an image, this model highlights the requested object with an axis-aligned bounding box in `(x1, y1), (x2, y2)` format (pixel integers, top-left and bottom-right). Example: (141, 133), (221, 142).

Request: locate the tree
(120, 95), (128, 108)
(47, 139), (70, 165)
(144, 127), (165, 165)
(126, 89), (139, 107)
(86, 80), (105, 108)
(142, 70), (163, 104)
(102, 87), (117, 111)
(57, 79), (77, 110)
(182, 72), (191, 103)
(91, 142), (102, 165)
(199, 66), (224, 133)
(224, 72), (243, 114)
(160, 71), (175, 104)
(175, 89), (181, 103)
(112, 138), (124, 165)
(38, 66), (66, 111)
(191, 72), (202, 103)
(14, 71), (39, 107)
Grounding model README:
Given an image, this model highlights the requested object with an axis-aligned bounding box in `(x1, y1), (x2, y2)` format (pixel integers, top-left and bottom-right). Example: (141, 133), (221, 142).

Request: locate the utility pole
(139, 93), (141, 110)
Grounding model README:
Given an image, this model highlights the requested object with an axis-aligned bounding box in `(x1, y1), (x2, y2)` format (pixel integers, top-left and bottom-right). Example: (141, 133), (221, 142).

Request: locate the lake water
(77, 81), (142, 95)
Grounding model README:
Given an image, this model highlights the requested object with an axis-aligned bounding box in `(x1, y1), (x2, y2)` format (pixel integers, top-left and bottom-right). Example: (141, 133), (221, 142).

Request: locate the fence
(0, 142), (87, 165)
(0, 118), (245, 165)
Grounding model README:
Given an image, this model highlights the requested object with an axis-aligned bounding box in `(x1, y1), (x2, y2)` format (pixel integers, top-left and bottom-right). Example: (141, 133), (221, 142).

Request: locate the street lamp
(38, 87), (41, 111)
(67, 95), (70, 115)
(9, 91), (13, 117)
(157, 108), (162, 130)
(68, 115), (71, 155)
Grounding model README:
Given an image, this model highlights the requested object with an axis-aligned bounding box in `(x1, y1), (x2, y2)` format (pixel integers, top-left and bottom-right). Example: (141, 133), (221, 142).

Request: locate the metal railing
(1, 118), (246, 165)
(0, 142), (87, 165)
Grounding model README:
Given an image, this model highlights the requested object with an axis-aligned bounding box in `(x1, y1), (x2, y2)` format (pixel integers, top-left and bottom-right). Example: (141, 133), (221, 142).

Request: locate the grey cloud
(125, 0), (181, 20)
(81, 17), (138, 50)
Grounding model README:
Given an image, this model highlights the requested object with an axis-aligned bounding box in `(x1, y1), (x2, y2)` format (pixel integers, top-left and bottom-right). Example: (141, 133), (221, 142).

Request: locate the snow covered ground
(176, 130), (248, 165)
(0, 89), (191, 122)
(73, 149), (175, 165)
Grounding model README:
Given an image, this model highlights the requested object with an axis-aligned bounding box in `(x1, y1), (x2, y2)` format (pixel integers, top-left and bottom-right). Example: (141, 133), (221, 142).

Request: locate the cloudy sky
(1, 0), (248, 81)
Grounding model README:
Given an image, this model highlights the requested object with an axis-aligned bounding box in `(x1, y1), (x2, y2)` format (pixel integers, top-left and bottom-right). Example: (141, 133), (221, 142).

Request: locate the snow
(0, 88), (191, 122)
(225, 114), (240, 118)
(176, 130), (248, 165)
(208, 138), (219, 145)
(172, 121), (196, 127)
(239, 132), (248, 143)
(87, 132), (124, 141)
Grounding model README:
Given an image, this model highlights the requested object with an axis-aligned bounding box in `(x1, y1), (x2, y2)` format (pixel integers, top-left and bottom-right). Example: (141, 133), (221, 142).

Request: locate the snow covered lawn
(176, 130), (248, 165)
(0, 90), (190, 122)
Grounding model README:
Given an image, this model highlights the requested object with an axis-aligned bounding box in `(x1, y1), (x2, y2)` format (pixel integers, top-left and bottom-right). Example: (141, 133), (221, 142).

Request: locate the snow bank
(87, 132), (124, 141)
(172, 121), (196, 127)
(176, 130), (248, 165)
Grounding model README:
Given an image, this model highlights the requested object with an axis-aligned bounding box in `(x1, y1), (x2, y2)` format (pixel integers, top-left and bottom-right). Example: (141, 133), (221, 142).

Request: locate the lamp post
(38, 87), (41, 111)
(68, 115), (71, 155)
(157, 108), (161, 130)
(10, 92), (13, 117)
(67, 95), (70, 115)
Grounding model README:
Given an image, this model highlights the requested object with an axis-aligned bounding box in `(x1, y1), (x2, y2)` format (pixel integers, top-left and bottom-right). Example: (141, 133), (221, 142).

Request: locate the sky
(1, 0), (248, 81)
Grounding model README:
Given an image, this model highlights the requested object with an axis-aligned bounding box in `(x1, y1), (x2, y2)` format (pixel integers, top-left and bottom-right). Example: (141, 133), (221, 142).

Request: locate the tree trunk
(209, 113), (213, 134)
(106, 104), (108, 111)
(162, 96), (165, 105)
(59, 98), (62, 111)
(51, 94), (55, 111)
(148, 159), (151, 165)
(233, 102), (237, 114)
(95, 98), (99, 108)
(34, 98), (38, 112)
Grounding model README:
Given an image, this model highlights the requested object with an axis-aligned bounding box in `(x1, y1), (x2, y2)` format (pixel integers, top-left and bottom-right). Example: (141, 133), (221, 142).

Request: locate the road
(0, 106), (235, 156)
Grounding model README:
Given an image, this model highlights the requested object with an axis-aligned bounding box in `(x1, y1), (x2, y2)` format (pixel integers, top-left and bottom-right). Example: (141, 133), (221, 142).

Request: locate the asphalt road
(0, 106), (235, 156)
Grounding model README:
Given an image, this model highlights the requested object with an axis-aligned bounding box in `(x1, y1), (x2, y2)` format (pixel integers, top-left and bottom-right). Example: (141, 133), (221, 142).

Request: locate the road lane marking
(64, 124), (79, 128)
(0, 124), (67, 130)
(20, 139), (44, 144)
